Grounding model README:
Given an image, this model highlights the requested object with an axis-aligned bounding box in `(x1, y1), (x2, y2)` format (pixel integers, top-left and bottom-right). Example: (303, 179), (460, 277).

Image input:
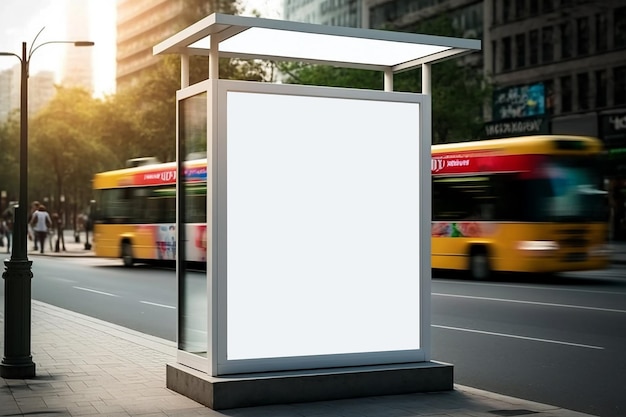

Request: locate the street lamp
(0, 28), (93, 379)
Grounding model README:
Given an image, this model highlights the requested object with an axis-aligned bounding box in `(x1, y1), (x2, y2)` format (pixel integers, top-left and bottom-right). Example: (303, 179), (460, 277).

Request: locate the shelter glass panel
(178, 92), (208, 357)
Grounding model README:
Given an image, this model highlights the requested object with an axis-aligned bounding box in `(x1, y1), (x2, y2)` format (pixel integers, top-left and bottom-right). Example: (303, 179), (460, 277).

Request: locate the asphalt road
(1, 257), (624, 416)
(431, 267), (626, 417)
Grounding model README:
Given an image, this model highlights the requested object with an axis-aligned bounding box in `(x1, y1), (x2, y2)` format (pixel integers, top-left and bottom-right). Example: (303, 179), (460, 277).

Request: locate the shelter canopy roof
(153, 13), (481, 73)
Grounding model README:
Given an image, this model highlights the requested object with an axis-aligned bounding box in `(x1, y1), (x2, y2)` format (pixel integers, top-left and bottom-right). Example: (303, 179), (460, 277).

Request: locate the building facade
(0, 65), (56, 124)
(116, 0), (187, 91)
(62, 0), (94, 94)
(0, 69), (13, 123)
(284, 0), (362, 27)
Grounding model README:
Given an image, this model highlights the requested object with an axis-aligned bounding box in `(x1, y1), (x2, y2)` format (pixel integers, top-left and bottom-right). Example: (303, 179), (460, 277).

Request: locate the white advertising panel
(213, 81), (428, 374)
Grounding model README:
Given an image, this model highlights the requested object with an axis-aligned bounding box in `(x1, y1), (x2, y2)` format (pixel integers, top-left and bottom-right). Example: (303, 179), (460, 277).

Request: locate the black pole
(84, 209), (91, 250)
(1, 41), (36, 378)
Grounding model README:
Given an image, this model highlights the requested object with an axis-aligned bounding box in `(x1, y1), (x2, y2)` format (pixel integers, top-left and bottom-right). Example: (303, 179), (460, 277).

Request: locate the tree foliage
(279, 16), (491, 144)
(0, 115), (20, 203)
(28, 86), (117, 214)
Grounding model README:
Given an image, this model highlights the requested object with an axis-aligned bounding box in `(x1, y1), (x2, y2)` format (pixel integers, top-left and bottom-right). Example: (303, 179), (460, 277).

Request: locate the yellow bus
(92, 158), (207, 266)
(94, 135), (610, 275)
(432, 135), (610, 279)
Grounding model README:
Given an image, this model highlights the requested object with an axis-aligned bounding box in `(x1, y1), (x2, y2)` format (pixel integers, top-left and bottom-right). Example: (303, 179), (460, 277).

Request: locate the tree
(0, 113), (20, 204)
(278, 16), (491, 144)
(399, 16), (491, 143)
(92, 92), (144, 167)
(116, 49), (275, 164)
(29, 86), (116, 214)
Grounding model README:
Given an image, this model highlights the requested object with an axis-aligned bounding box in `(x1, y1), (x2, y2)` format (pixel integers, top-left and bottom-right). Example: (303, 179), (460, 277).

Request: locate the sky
(0, 0), (282, 98)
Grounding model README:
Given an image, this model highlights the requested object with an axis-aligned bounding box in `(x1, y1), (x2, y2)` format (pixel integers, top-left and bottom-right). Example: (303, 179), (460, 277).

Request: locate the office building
(0, 69), (13, 123)
(116, 0), (193, 91)
(0, 64), (55, 122)
(116, 0), (241, 91)
(284, 0), (362, 27)
(62, 0), (94, 93)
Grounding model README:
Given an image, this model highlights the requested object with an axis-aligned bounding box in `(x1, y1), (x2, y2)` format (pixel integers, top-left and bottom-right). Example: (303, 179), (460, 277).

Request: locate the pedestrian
(29, 200), (41, 251)
(53, 211), (66, 252)
(2, 209), (13, 254)
(30, 204), (52, 254)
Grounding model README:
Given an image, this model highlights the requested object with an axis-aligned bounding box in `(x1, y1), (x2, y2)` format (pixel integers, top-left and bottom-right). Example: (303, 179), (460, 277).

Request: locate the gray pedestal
(166, 361), (453, 410)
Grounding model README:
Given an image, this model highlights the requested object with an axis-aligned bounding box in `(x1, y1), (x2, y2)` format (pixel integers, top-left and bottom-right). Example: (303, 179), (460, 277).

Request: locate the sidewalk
(22, 229), (95, 258)
(1, 302), (595, 417)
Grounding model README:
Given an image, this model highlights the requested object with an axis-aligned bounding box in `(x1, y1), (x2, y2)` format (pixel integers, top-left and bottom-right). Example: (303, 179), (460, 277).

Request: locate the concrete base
(166, 361), (454, 410)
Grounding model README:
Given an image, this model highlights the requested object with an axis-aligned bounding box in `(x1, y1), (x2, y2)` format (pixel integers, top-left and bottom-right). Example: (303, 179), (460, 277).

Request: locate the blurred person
(28, 200), (41, 250)
(2, 209), (13, 254)
(30, 204), (52, 254)
(53, 211), (66, 252)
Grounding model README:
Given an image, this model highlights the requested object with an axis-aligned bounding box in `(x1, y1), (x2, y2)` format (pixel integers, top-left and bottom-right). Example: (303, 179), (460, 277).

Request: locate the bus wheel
(469, 247), (490, 280)
(122, 242), (134, 267)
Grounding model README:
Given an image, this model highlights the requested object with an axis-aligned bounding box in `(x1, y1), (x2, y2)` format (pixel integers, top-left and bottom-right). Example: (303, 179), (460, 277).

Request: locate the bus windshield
(529, 157), (607, 222)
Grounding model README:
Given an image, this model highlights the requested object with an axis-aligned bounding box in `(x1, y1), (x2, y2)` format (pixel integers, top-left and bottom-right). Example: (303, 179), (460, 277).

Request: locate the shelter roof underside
(153, 13), (481, 73)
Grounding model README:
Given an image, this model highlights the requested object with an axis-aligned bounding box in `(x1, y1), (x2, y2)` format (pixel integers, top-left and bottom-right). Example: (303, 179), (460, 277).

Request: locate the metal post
(422, 63), (431, 95)
(1, 42), (35, 378)
(384, 68), (393, 92)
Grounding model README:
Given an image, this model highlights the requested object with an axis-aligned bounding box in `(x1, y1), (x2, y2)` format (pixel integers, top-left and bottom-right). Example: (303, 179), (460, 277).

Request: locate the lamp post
(0, 30), (93, 379)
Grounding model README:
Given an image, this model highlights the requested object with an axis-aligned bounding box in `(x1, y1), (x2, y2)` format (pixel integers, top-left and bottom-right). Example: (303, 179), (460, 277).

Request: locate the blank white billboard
(221, 83), (423, 366)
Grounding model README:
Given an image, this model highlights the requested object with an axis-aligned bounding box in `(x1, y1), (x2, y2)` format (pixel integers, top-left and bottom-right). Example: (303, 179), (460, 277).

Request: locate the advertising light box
(210, 81), (429, 374)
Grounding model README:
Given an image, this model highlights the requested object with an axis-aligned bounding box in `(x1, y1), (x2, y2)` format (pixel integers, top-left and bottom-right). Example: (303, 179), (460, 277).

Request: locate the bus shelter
(153, 13), (480, 409)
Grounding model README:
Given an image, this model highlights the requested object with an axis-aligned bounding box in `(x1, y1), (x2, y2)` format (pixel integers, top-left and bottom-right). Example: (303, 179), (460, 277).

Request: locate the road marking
(73, 286), (119, 297)
(140, 301), (176, 309)
(53, 278), (78, 284)
(434, 279), (626, 296)
(433, 292), (626, 314)
(432, 324), (604, 350)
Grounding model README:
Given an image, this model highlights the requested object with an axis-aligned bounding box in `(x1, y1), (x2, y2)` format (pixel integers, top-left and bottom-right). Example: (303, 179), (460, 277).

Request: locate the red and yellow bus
(94, 135), (610, 276)
(432, 135), (610, 279)
(92, 158), (207, 266)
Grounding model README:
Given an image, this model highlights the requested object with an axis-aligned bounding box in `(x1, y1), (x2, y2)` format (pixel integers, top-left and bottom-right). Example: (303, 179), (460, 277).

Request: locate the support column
(384, 68), (393, 92)
(422, 63), (431, 95)
(209, 36), (218, 80)
(181, 54), (189, 88)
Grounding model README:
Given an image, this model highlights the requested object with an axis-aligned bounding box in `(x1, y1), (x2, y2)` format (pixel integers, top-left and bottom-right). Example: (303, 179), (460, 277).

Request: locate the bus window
(433, 176), (497, 221)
